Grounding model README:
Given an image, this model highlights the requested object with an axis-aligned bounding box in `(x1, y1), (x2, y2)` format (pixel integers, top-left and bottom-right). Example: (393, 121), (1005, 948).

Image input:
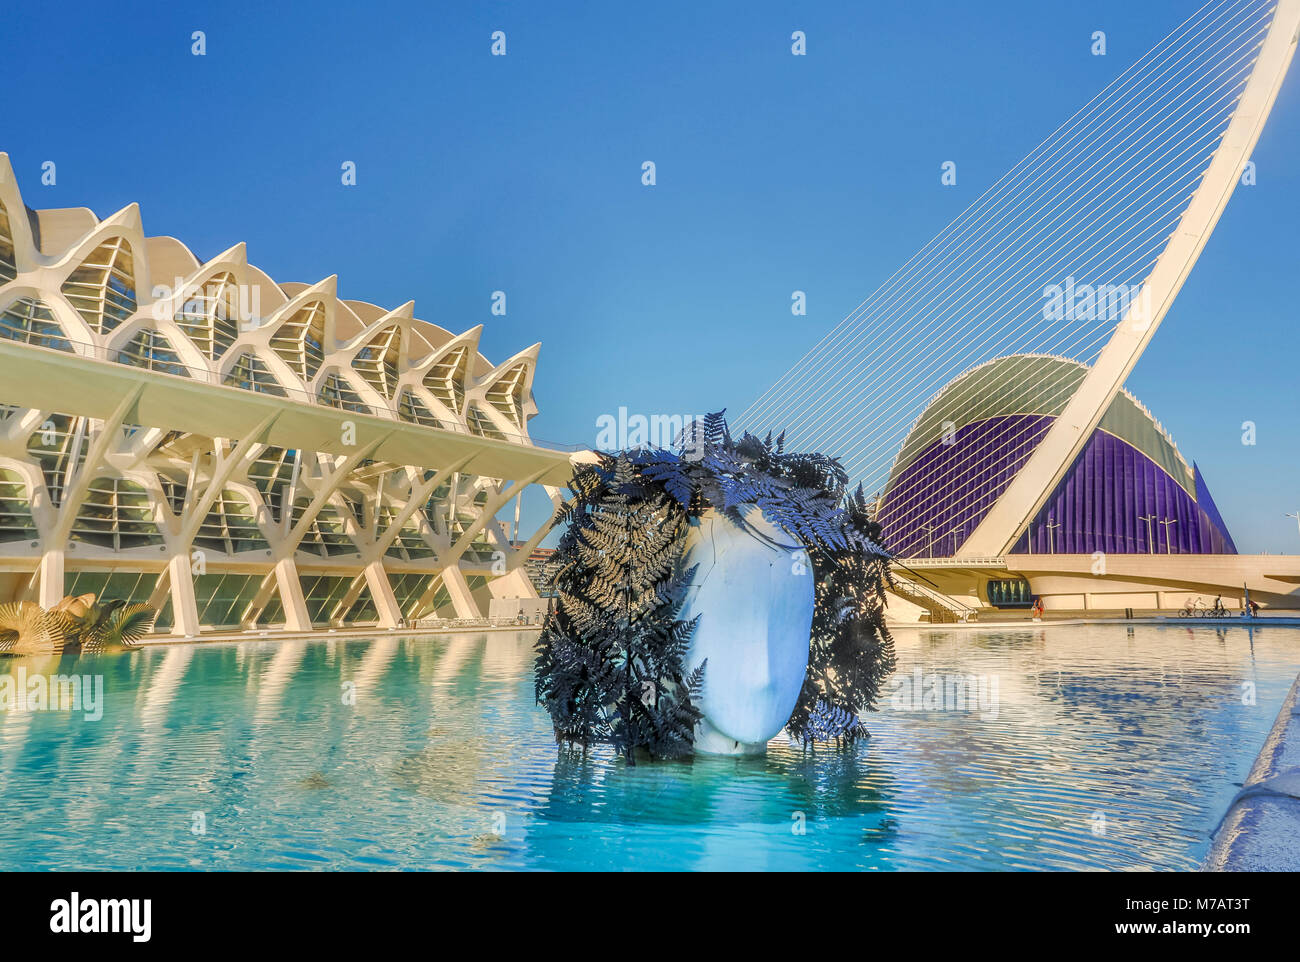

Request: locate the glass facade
(247, 446), (297, 523)
(174, 272), (242, 359)
(0, 297), (72, 351)
(0, 469), (36, 542)
(397, 388), (443, 428)
(299, 574), (377, 625)
(466, 404), (506, 440)
(193, 489), (271, 555)
(155, 572), (267, 631)
(270, 302), (327, 382)
(485, 362), (528, 428)
(63, 569), (159, 609)
(353, 326), (400, 397)
(292, 498), (357, 558)
(118, 329), (191, 377)
(425, 345), (468, 414)
(61, 237), (136, 334)
(70, 477), (163, 549)
(316, 371), (370, 414)
(26, 413), (79, 508)
(223, 351), (288, 396)
(986, 578), (1033, 608)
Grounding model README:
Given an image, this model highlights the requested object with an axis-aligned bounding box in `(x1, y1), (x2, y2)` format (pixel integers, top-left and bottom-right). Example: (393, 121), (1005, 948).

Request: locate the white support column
(36, 549), (64, 609)
(363, 560), (402, 628)
(370, 454), (475, 557)
(441, 469), (548, 566)
(178, 413), (281, 545)
(145, 566), (172, 612)
(274, 557), (312, 631)
(168, 551), (201, 637)
(36, 386), (144, 610)
(508, 483), (566, 564)
(439, 565), (482, 619)
(284, 439), (388, 553)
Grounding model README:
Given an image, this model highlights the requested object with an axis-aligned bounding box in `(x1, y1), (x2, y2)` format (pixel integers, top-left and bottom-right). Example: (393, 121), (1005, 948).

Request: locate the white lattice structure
(0, 153), (582, 636)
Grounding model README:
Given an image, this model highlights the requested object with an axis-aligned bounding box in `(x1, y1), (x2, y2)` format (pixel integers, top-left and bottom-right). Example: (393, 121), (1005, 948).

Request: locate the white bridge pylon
(964, 0), (1300, 556)
(738, 0), (1300, 557)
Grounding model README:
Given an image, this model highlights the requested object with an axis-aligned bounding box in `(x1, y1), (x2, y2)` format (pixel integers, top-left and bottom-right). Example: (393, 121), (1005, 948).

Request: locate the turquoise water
(0, 624), (1296, 871)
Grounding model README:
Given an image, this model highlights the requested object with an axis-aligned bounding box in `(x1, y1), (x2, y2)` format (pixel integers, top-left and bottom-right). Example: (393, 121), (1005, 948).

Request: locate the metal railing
(898, 556), (1007, 568)
(890, 571), (979, 624)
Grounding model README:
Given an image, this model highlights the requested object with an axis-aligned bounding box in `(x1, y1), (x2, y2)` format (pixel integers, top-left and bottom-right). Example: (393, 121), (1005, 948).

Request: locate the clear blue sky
(6, 0), (1298, 551)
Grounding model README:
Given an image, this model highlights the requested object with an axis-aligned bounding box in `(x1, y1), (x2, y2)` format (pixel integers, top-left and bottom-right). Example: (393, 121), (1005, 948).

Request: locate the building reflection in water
(0, 625), (1296, 870)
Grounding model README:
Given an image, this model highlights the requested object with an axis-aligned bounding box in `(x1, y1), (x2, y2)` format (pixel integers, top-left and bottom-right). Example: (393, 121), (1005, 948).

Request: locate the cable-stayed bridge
(737, 0), (1299, 568)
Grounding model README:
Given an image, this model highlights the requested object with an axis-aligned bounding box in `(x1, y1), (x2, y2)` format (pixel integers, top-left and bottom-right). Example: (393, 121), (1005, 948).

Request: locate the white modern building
(0, 153), (581, 636)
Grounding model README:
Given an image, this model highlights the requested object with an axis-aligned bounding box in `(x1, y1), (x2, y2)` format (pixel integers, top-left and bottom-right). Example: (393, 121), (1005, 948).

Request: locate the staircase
(890, 573), (977, 624)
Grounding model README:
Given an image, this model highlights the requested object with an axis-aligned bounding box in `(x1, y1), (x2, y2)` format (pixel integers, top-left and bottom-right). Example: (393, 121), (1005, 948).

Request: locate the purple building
(876, 355), (1236, 559)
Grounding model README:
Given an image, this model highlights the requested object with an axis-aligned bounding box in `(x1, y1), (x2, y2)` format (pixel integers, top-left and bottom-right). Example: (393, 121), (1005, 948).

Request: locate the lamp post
(1287, 511), (1300, 539)
(1139, 513), (1156, 554)
(948, 522), (964, 557)
(1158, 517), (1178, 554)
(921, 523), (936, 559)
(1046, 517), (1061, 554)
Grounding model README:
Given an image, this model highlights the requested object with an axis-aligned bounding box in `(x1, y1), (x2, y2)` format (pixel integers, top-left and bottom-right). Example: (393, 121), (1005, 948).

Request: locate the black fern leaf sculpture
(785, 484), (897, 744)
(536, 413), (896, 759)
(801, 699), (870, 743)
(535, 453), (704, 762)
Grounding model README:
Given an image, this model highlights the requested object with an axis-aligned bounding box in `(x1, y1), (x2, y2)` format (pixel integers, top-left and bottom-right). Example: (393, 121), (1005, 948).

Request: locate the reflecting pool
(1, 624), (1295, 870)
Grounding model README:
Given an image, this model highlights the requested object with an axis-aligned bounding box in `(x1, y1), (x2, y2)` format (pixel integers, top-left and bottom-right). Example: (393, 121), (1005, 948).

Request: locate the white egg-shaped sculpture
(678, 506), (814, 756)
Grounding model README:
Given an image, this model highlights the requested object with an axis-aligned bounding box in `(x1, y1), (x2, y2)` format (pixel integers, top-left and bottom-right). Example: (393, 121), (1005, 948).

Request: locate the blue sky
(6, 0), (1298, 551)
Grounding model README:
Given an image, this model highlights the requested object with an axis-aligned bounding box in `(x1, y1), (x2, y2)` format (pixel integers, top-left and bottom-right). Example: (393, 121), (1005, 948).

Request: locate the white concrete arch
(0, 155), (40, 274)
(411, 325), (482, 425)
(468, 343), (540, 438)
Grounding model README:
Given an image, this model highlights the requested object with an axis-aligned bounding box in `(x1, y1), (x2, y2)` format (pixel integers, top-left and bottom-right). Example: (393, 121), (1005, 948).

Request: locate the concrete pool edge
(1203, 670), (1300, 871)
(131, 615), (1300, 644)
(888, 616), (1300, 630)
(132, 622), (541, 648)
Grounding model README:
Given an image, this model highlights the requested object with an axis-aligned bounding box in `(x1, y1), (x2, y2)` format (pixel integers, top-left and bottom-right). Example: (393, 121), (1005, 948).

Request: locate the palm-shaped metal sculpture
(52, 594), (156, 652)
(0, 600), (69, 656)
(0, 594), (156, 657)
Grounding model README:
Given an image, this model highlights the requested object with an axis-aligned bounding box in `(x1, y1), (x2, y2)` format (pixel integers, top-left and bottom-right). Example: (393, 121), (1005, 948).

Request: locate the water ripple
(0, 625), (1295, 870)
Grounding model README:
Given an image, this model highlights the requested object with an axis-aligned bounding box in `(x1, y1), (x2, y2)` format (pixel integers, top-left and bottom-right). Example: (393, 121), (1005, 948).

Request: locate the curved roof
(888, 354), (1193, 496)
(0, 152), (537, 445)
